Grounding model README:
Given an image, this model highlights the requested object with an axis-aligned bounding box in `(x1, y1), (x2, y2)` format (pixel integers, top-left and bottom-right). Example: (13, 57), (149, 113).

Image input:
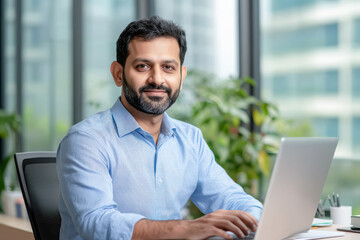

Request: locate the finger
(210, 210), (258, 233)
(214, 219), (248, 238)
(241, 212), (259, 232)
(243, 212), (258, 225)
(211, 228), (236, 240)
(228, 211), (258, 232)
(229, 210), (257, 223)
(224, 215), (252, 236)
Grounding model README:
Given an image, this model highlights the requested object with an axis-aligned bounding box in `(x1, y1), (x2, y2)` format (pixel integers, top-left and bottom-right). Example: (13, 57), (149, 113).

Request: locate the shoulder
(58, 109), (115, 163)
(64, 109), (114, 143)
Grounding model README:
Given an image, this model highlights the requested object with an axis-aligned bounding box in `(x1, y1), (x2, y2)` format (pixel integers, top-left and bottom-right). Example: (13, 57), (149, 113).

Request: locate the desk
(0, 214), (34, 240)
(0, 214), (359, 240)
(313, 225), (360, 240)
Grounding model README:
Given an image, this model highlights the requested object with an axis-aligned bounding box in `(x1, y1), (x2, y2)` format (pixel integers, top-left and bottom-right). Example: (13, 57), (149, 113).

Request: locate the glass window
(353, 18), (360, 47)
(270, 70), (339, 98)
(22, 0), (72, 151)
(154, 0), (239, 119)
(312, 117), (338, 138)
(353, 117), (360, 155)
(4, 0), (16, 113)
(263, 23), (339, 56)
(83, 0), (135, 117)
(3, 0), (17, 156)
(323, 158), (360, 215)
(154, 0), (239, 79)
(261, 0), (360, 214)
(352, 67), (360, 98)
(271, 0), (338, 12)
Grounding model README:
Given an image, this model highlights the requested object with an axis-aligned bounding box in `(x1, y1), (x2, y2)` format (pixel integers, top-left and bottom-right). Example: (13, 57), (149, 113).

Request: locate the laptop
(211, 137), (341, 240)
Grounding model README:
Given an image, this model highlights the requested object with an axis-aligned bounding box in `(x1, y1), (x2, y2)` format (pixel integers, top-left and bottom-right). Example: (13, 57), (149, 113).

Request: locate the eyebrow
(133, 58), (179, 67)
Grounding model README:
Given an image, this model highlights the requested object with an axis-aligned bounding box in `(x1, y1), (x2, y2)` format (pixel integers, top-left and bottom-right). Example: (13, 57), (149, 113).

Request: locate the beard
(122, 72), (181, 115)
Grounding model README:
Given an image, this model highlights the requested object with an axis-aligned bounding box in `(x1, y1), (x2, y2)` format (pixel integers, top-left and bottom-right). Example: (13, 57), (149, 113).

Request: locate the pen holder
(330, 206), (352, 226)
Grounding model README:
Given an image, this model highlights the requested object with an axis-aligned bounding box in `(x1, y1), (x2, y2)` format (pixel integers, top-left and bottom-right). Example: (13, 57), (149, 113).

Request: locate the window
(261, 0), (360, 214)
(154, 0), (239, 79)
(83, 0), (135, 117)
(353, 18), (360, 47)
(312, 117), (338, 138)
(153, 0), (239, 119)
(263, 23), (339, 56)
(353, 117), (360, 155)
(270, 70), (339, 97)
(352, 68), (360, 98)
(4, 0), (16, 113)
(271, 0), (338, 12)
(21, 0), (72, 151)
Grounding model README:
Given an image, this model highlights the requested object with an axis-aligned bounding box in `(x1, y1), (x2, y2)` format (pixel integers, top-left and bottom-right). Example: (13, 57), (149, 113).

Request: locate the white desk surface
(312, 225), (360, 240)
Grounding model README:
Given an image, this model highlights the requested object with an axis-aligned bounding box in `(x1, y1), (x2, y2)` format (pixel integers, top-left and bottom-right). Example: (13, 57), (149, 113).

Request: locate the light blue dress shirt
(57, 98), (263, 240)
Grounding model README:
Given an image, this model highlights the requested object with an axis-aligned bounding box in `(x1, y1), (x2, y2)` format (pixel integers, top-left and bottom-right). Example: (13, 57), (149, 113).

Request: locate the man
(57, 16), (263, 240)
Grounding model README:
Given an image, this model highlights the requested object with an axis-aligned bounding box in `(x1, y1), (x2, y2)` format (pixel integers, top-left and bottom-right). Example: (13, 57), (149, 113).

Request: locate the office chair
(14, 151), (61, 240)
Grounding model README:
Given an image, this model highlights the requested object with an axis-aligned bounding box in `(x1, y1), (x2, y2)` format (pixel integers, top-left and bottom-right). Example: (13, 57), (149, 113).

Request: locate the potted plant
(0, 110), (21, 212)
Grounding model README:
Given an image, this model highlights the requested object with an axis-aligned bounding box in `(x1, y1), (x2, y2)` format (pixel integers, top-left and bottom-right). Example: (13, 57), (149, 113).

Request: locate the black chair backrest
(14, 152), (60, 240)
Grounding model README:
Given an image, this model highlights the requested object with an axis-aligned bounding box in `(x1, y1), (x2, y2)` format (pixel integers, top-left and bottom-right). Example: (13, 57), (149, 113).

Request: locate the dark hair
(116, 16), (187, 67)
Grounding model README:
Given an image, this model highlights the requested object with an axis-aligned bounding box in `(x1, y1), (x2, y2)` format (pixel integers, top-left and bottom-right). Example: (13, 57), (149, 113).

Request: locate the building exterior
(261, 0), (360, 158)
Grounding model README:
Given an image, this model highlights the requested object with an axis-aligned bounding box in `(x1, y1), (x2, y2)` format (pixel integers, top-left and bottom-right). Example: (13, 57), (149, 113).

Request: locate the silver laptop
(254, 137), (338, 240)
(211, 137), (339, 240)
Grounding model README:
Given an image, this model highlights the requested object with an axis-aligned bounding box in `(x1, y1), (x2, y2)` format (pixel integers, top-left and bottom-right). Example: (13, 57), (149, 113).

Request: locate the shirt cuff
(111, 213), (146, 240)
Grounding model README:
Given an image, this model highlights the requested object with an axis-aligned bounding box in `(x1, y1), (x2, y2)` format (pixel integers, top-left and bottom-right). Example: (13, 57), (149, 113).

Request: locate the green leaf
(243, 77), (256, 86)
(253, 109), (265, 126)
(258, 150), (270, 177)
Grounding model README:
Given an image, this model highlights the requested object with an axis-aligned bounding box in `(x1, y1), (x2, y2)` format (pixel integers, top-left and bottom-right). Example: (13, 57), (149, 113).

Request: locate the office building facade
(262, 0), (360, 158)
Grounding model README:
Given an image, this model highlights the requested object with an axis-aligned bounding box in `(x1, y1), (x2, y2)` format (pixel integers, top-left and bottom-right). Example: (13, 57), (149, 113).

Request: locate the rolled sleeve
(57, 131), (145, 240)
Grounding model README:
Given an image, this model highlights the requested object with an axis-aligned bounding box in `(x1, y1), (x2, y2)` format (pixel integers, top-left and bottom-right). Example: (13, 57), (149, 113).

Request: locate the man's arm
(190, 131), (263, 220)
(57, 131), (145, 239)
(132, 209), (258, 240)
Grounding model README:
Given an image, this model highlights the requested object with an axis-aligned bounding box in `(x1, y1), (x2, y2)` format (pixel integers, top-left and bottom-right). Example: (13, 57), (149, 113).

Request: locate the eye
(163, 65), (175, 72)
(135, 64), (150, 72)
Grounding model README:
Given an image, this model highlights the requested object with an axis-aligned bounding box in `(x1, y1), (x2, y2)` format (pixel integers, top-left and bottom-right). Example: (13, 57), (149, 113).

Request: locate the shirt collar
(161, 112), (177, 137)
(111, 98), (177, 138)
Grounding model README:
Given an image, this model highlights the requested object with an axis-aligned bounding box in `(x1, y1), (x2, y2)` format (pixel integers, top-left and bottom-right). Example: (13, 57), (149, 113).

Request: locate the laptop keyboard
(235, 231), (256, 240)
(207, 231), (256, 240)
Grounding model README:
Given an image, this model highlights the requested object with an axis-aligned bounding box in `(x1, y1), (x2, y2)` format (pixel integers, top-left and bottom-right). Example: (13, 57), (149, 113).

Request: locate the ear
(110, 61), (124, 87)
(180, 65), (187, 90)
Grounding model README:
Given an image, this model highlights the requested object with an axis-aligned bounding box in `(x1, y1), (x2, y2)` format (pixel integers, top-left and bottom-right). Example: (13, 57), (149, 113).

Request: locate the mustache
(139, 84), (172, 94)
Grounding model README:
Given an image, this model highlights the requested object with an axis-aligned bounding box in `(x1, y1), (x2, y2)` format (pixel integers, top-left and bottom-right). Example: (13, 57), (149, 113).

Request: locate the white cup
(330, 206), (352, 226)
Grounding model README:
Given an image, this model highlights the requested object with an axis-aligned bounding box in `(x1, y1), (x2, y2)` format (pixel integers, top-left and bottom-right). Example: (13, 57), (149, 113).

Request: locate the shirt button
(159, 179), (163, 183)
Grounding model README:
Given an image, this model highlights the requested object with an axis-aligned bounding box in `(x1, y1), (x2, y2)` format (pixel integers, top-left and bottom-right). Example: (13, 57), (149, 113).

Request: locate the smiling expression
(119, 37), (187, 115)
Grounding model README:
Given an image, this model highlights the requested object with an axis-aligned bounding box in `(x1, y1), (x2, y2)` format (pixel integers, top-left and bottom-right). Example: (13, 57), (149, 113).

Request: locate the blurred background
(1, 0), (359, 214)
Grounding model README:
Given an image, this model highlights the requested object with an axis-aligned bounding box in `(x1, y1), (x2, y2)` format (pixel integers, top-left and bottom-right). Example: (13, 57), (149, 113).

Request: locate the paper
(286, 230), (345, 239)
(312, 218), (333, 227)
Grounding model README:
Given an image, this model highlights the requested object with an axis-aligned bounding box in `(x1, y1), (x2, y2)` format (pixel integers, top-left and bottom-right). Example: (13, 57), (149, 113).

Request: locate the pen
(319, 199), (324, 217)
(317, 200), (324, 218)
(328, 195), (333, 207)
(336, 193), (341, 207)
(332, 192), (337, 207)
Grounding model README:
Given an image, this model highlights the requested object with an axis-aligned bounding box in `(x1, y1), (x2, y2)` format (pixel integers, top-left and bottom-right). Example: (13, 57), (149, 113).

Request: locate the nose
(148, 65), (164, 86)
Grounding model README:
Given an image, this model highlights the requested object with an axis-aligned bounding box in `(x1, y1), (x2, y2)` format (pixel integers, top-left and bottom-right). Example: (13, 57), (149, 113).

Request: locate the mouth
(143, 89), (167, 96)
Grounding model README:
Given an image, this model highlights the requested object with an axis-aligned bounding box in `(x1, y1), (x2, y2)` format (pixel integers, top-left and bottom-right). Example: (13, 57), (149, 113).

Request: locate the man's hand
(184, 209), (258, 239)
(132, 209), (258, 240)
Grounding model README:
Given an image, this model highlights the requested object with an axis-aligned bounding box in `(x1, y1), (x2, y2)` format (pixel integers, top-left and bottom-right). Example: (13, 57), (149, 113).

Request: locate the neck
(120, 95), (163, 144)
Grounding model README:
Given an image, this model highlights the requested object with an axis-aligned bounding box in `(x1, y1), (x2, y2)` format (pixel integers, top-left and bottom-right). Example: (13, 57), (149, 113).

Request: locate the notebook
(210, 137), (342, 240)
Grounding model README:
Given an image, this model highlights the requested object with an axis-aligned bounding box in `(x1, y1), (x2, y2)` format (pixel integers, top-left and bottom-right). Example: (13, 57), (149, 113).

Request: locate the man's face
(121, 37), (186, 115)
